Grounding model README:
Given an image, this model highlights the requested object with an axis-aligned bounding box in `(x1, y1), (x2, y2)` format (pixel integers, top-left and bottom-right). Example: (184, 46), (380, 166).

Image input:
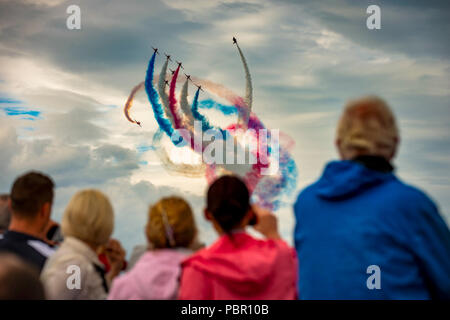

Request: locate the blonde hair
(146, 197), (196, 249)
(61, 189), (114, 247)
(336, 96), (399, 160)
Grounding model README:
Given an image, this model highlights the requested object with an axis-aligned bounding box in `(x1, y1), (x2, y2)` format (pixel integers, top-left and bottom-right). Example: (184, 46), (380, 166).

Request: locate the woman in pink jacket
(179, 175), (298, 300)
(108, 197), (198, 300)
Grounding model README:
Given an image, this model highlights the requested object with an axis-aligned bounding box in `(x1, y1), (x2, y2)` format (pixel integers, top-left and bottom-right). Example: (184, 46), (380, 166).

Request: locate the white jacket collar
(63, 236), (103, 267)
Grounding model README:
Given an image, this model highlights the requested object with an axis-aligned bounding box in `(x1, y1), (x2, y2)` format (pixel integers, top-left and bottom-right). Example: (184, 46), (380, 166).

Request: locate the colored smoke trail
(152, 129), (205, 177)
(124, 82), (144, 125)
(191, 88), (213, 132)
(124, 42), (298, 211)
(191, 77), (250, 128)
(179, 80), (194, 130)
(169, 65), (182, 129)
(198, 99), (238, 116)
(122, 80), (205, 175)
(235, 42), (252, 126)
(144, 52), (174, 137)
(157, 59), (175, 126)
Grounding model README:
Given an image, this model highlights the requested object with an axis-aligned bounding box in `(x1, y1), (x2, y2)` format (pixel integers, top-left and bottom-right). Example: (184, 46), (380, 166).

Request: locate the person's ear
(41, 202), (51, 221)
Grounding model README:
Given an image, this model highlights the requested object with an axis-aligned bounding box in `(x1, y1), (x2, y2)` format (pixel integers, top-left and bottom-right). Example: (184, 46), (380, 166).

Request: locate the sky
(0, 0), (449, 255)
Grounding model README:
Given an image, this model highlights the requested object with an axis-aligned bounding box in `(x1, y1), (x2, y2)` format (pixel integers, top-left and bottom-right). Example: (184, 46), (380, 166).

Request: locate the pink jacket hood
(108, 249), (191, 300)
(179, 232), (298, 300)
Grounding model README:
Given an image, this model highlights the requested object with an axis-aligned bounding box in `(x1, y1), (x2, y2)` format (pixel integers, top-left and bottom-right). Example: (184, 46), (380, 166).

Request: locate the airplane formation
(136, 38), (239, 128)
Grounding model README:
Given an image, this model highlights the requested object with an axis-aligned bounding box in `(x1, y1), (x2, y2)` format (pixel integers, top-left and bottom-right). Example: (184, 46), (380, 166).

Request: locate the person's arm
(251, 206), (281, 240)
(406, 193), (450, 299)
(102, 239), (126, 286)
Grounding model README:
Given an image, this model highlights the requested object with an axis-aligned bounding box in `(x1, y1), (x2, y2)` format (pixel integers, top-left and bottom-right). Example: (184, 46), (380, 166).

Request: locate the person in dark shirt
(0, 171), (55, 272)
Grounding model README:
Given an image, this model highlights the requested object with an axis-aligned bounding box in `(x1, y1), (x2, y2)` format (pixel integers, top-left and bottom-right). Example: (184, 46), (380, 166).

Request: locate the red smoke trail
(169, 65), (182, 129)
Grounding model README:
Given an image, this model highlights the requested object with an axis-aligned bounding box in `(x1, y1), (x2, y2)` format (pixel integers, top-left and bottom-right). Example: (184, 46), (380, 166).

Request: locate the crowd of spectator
(0, 96), (449, 300)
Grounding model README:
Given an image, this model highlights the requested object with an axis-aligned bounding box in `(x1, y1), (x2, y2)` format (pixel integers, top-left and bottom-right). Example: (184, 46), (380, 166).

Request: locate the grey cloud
(217, 1), (265, 14)
(0, 125), (139, 189)
(281, 0), (450, 59)
(37, 108), (108, 143)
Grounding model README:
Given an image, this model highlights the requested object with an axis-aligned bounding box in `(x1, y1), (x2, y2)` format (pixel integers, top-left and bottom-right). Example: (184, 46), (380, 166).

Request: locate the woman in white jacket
(41, 189), (124, 300)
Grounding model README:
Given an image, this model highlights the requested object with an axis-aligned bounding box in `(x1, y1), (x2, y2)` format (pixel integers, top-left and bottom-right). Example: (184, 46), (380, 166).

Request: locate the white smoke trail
(152, 130), (205, 177)
(179, 79), (195, 130)
(235, 43), (252, 126)
(157, 59), (175, 125)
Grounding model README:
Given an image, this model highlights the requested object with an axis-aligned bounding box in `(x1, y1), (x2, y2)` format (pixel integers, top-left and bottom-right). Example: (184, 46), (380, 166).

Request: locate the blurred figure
(0, 172), (55, 272)
(179, 175), (298, 300)
(43, 219), (64, 246)
(0, 194), (11, 235)
(125, 229), (204, 271)
(0, 253), (45, 300)
(108, 197), (198, 300)
(41, 189), (125, 300)
(126, 243), (148, 270)
(294, 96), (450, 299)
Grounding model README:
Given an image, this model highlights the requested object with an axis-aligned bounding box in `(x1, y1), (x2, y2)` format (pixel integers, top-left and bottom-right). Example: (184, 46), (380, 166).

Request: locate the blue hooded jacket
(294, 160), (450, 299)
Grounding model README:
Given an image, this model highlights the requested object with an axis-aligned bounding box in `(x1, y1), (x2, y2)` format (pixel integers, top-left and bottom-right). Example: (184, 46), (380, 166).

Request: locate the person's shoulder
(389, 177), (437, 208)
(44, 245), (94, 276)
(254, 236), (295, 256)
(181, 241), (220, 270)
(27, 239), (55, 258)
(294, 181), (320, 204)
(108, 270), (129, 297)
(182, 245), (209, 263)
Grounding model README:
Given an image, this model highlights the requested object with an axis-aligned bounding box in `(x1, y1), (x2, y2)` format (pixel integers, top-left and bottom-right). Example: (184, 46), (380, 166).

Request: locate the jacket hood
(110, 249), (191, 300)
(315, 160), (396, 200)
(182, 232), (295, 296)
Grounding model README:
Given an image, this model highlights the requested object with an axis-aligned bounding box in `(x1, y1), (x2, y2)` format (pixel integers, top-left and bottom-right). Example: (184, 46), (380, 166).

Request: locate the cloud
(36, 108), (107, 143)
(0, 124), (214, 253)
(281, 0), (450, 59)
(0, 0), (449, 248)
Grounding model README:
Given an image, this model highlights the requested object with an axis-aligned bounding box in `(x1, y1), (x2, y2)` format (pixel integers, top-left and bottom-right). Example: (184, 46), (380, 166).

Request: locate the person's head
(61, 189), (114, 249)
(205, 175), (253, 235)
(0, 194), (11, 233)
(9, 171), (54, 233)
(336, 96), (399, 161)
(0, 253), (46, 300)
(146, 196), (197, 249)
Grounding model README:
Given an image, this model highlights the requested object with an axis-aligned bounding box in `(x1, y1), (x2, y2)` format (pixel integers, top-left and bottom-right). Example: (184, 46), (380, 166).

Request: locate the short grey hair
(336, 96), (399, 160)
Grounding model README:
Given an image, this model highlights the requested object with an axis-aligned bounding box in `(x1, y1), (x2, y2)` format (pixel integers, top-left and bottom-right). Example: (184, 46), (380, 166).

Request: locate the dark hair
(10, 171), (54, 218)
(0, 253), (46, 300)
(207, 175), (250, 233)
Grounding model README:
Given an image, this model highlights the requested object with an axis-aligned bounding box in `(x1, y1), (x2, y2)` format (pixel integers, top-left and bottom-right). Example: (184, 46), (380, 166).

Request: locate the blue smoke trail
(144, 52), (174, 137)
(191, 88), (213, 132)
(198, 99), (238, 116)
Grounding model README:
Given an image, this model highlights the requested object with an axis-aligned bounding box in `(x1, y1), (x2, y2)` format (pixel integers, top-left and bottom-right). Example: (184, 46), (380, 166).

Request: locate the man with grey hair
(294, 96), (450, 299)
(0, 194), (11, 235)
